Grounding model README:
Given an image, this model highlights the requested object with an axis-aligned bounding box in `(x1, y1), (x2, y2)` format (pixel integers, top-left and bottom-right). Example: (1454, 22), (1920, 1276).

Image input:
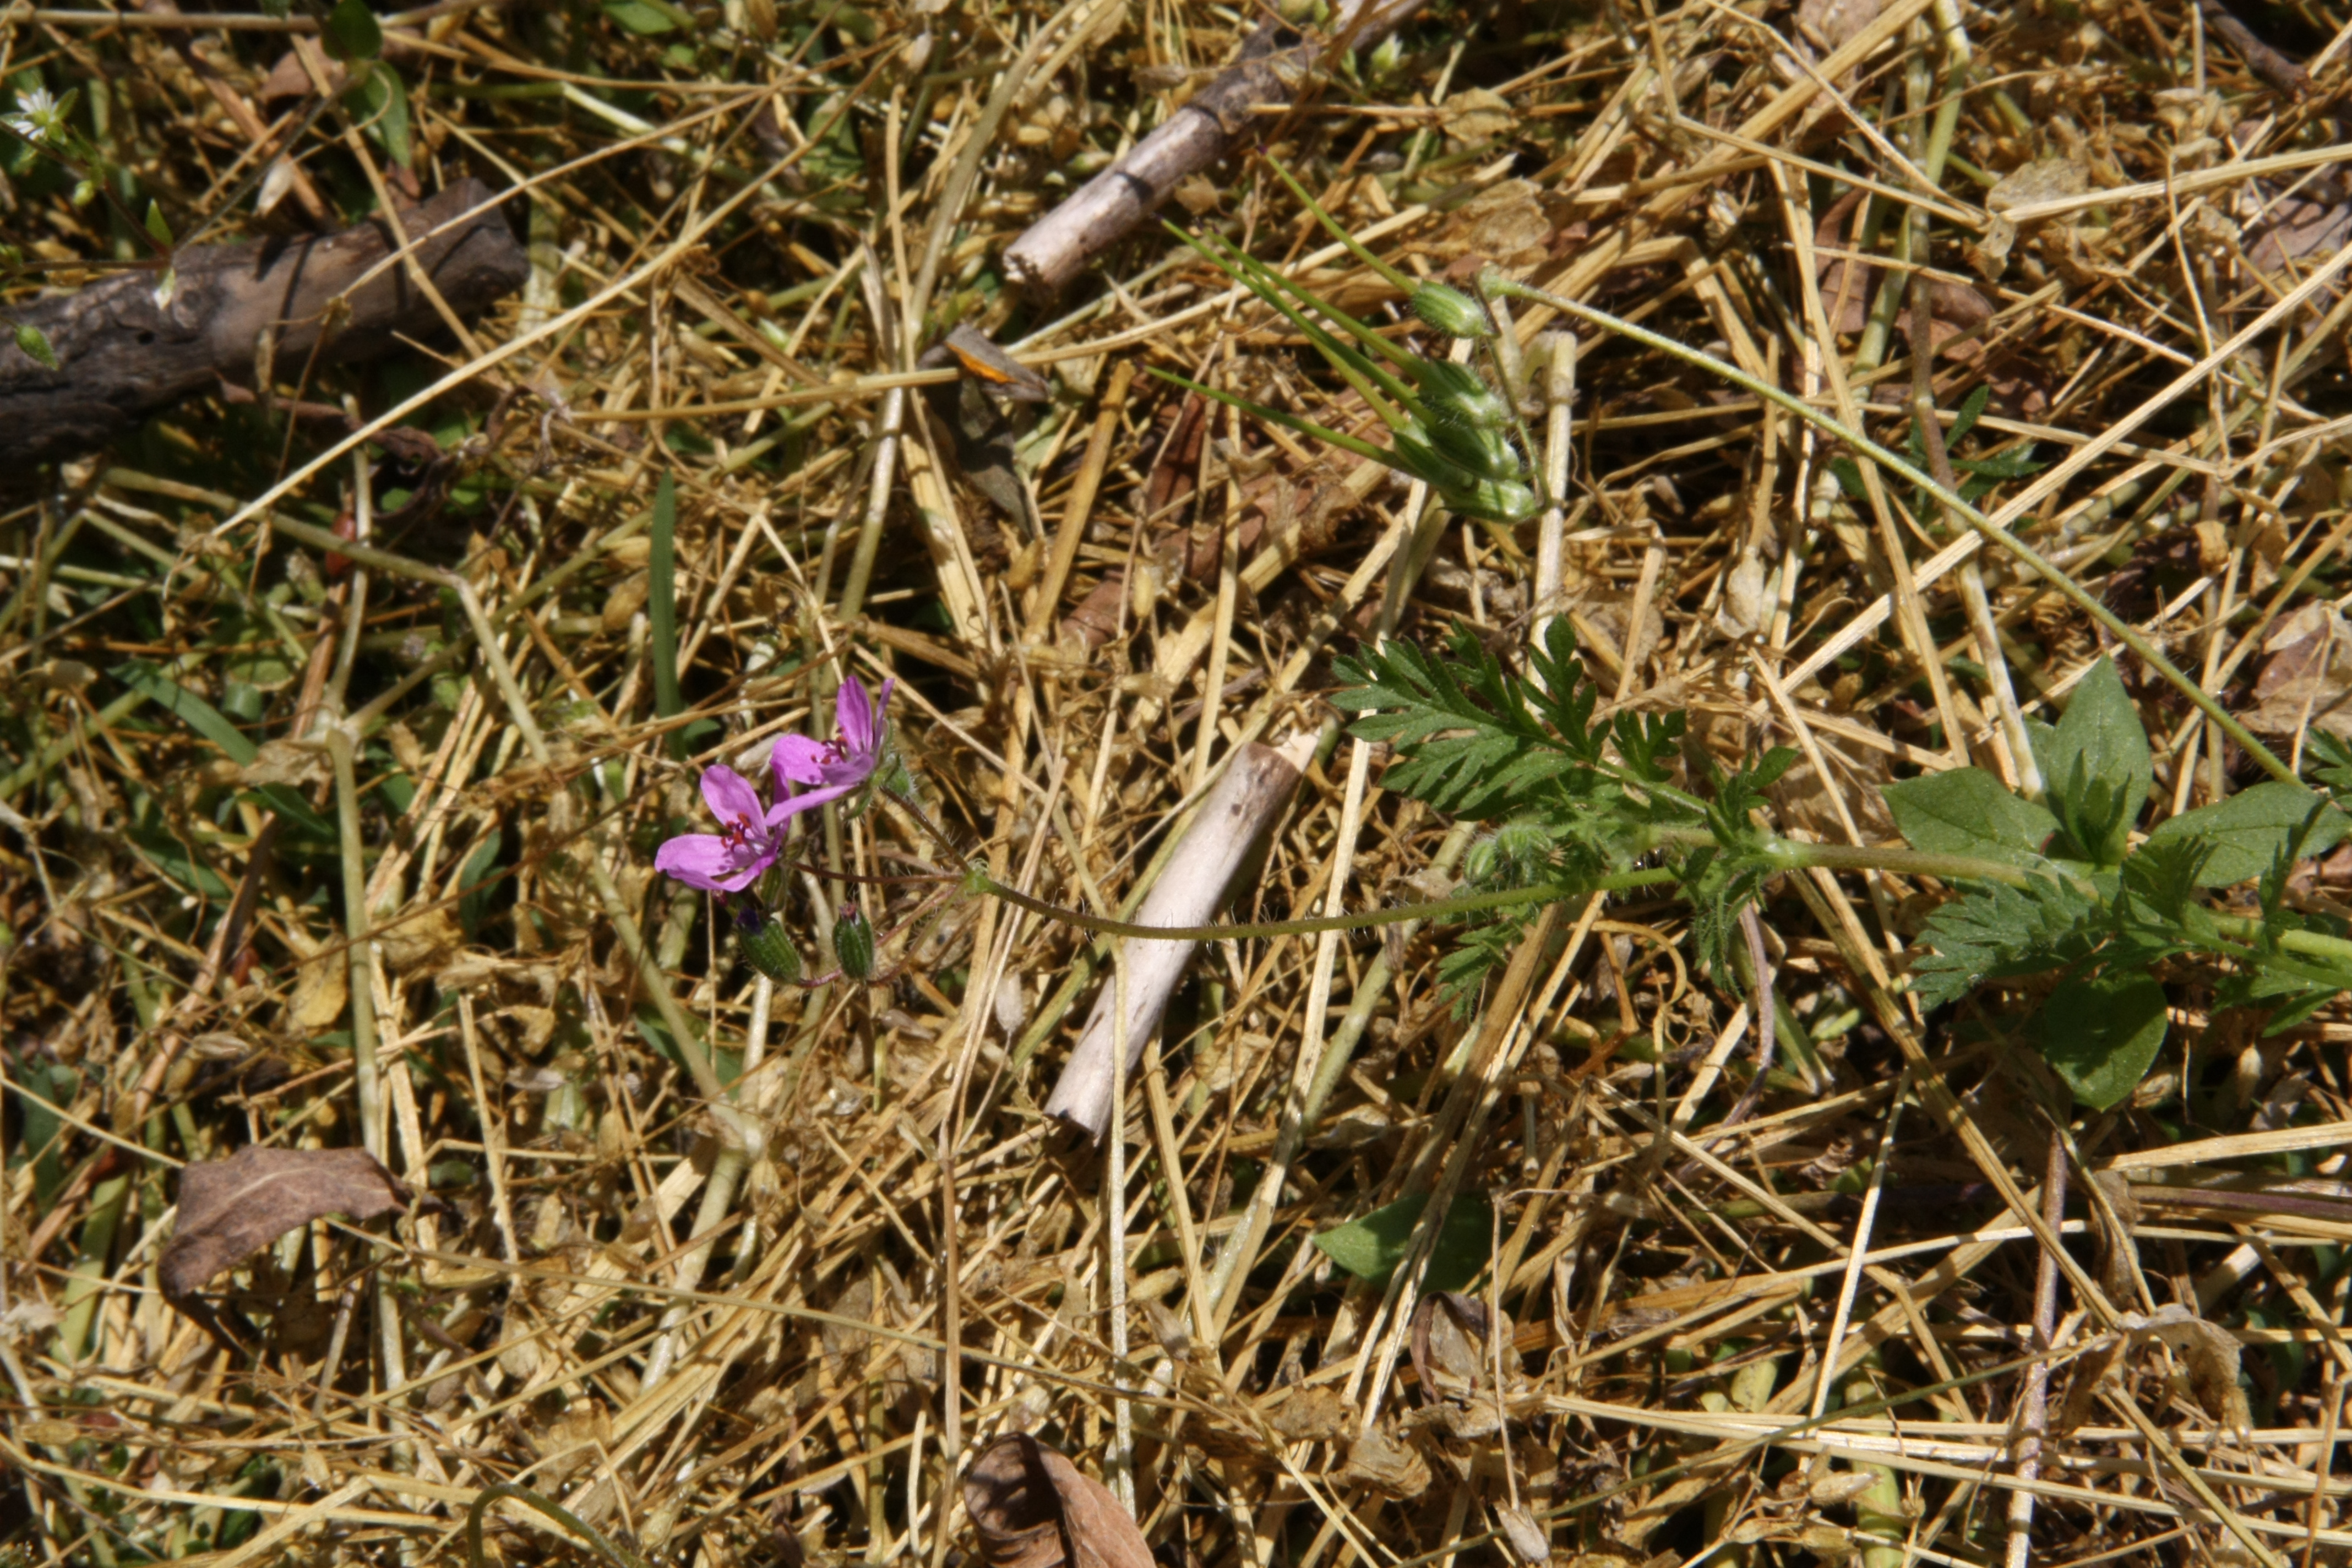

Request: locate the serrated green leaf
(323, 0), (383, 61)
(2040, 971), (2168, 1110)
(1907, 873), (2097, 1009)
(2143, 780), (2350, 888)
(1883, 766), (2058, 866)
(2040, 658), (2150, 866)
(1311, 1191), (1493, 1292)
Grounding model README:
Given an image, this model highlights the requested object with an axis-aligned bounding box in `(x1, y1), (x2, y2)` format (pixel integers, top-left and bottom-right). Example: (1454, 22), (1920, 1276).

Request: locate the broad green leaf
(603, 0), (678, 32)
(2143, 781), (2351, 888)
(2040, 971), (2169, 1110)
(2038, 658), (2150, 866)
(1883, 767), (2058, 867)
(347, 64), (411, 168)
(13, 323), (57, 369)
(323, 0), (384, 61)
(1313, 1191), (1494, 1293)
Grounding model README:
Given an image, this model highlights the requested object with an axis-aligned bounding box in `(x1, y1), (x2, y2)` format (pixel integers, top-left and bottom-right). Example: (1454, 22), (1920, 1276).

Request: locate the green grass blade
(1147, 368), (1408, 473)
(649, 472), (685, 758)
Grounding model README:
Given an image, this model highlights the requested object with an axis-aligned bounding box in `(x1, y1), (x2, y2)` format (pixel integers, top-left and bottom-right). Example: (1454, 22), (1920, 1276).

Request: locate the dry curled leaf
(1496, 1504), (1551, 1566)
(236, 738), (331, 789)
(160, 1145), (412, 1308)
(1265, 1384), (1353, 1443)
(1338, 1425), (1431, 1499)
(1796, 0), (1880, 51)
(2243, 603), (2352, 742)
(2139, 1306), (2252, 1436)
(962, 1433), (1153, 1568)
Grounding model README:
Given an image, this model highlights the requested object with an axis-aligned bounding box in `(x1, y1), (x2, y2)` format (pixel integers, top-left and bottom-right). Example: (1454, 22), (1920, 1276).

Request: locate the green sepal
(833, 905), (876, 982)
(734, 904), (804, 985)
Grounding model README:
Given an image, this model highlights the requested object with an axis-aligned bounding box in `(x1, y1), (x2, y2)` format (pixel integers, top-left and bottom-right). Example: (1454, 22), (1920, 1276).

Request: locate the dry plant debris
(7, 1), (2352, 1566)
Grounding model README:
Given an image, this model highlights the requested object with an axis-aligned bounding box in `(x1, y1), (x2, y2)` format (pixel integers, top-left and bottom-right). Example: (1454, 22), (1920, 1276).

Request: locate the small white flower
(3, 86), (61, 146)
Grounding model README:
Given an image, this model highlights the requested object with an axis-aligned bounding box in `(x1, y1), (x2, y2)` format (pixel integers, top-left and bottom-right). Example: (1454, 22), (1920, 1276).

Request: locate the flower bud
(1415, 360), (1510, 430)
(832, 904), (877, 982)
(1411, 282), (1491, 340)
(733, 903), (803, 986)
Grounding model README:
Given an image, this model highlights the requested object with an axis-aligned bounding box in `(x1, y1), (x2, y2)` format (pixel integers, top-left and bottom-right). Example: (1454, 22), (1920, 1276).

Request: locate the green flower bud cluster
(1153, 161), (1539, 524)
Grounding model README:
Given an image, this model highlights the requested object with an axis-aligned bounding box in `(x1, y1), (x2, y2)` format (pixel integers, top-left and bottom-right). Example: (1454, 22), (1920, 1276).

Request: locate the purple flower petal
(701, 765), (763, 827)
(656, 833), (757, 892)
(772, 734), (831, 788)
(771, 782), (851, 823)
(836, 677), (874, 754)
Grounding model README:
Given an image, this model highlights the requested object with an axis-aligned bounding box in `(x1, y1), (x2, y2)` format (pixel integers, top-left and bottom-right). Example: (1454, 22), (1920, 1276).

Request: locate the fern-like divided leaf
(1909, 873), (2099, 1010)
(1332, 623), (1600, 821)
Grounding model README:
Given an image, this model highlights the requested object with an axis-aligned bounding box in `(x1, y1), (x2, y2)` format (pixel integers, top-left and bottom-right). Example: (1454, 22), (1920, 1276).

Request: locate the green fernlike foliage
(1885, 657), (2352, 1108)
(1340, 634), (2352, 1111)
(1332, 620), (1796, 1012)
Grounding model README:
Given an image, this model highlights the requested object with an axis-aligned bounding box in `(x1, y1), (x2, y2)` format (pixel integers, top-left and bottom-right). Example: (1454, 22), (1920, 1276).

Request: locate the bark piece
(0, 177), (525, 468)
(962, 1433), (1154, 1568)
(159, 1144), (412, 1309)
(1043, 738), (1309, 1140)
(1003, 0), (1427, 294)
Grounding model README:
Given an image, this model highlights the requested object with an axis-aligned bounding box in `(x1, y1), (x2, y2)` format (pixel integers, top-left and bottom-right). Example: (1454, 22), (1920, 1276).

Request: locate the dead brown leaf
(1338, 1425), (1431, 1498)
(160, 1145), (412, 1308)
(962, 1433), (1153, 1568)
(1265, 1384), (1353, 1442)
(236, 739), (332, 790)
(1796, 0), (1880, 51)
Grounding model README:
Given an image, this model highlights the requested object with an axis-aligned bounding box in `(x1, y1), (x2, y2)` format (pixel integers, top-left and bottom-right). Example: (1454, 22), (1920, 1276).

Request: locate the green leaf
(1883, 766), (2058, 866)
(2039, 658), (2150, 866)
(115, 662), (256, 763)
(603, 0), (678, 32)
(113, 662), (334, 837)
(1311, 1191), (1494, 1293)
(347, 64), (411, 168)
(2040, 971), (2169, 1110)
(649, 473), (684, 756)
(12, 322), (57, 369)
(1907, 872), (2097, 1009)
(323, 0), (384, 61)
(2143, 781), (2351, 888)
(142, 199), (172, 250)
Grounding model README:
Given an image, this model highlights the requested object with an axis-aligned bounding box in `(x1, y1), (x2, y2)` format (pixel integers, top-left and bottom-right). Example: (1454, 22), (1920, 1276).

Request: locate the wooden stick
(1042, 736), (1311, 1140)
(1, 178), (524, 468)
(1001, 0), (1428, 293)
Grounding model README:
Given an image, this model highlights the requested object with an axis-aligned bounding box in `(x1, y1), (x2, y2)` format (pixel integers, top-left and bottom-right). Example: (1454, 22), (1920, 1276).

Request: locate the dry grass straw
(6, 0), (2352, 1565)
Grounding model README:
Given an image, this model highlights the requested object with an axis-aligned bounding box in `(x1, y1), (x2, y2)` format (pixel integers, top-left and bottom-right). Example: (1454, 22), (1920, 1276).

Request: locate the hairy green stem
(1481, 274), (2299, 787)
(974, 870), (1668, 942)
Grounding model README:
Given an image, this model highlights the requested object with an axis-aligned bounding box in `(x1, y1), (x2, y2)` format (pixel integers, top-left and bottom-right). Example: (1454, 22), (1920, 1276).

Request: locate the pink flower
(770, 674), (895, 812)
(654, 675), (894, 895)
(654, 766), (801, 893)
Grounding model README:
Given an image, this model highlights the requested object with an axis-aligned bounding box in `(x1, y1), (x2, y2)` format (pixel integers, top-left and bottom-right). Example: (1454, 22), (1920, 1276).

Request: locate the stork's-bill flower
(655, 765), (800, 892)
(771, 674), (895, 808)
